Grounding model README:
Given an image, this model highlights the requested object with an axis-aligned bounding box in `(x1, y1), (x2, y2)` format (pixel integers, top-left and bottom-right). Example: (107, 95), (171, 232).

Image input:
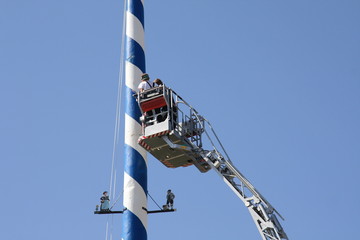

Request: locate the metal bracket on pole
(94, 210), (124, 215)
(94, 209), (175, 215)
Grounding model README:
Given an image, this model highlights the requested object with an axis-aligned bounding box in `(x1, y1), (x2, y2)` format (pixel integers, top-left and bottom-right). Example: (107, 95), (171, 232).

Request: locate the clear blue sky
(1, 0), (359, 239)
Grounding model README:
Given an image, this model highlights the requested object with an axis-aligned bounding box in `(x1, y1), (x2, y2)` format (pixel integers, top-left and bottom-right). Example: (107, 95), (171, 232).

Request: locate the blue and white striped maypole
(122, 0), (147, 239)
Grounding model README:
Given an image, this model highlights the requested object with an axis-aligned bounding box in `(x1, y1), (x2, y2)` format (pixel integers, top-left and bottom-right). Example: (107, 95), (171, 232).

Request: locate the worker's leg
(170, 199), (173, 209)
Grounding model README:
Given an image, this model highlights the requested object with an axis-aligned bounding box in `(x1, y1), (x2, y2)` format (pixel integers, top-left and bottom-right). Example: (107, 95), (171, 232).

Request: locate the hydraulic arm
(201, 149), (288, 240)
(137, 86), (288, 240)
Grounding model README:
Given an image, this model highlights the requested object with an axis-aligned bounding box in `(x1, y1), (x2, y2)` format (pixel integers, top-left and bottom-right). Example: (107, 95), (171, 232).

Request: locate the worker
(100, 191), (110, 211)
(166, 189), (175, 210)
(150, 78), (166, 123)
(153, 78), (163, 87)
(152, 78), (177, 124)
(138, 73), (154, 122)
(138, 73), (153, 92)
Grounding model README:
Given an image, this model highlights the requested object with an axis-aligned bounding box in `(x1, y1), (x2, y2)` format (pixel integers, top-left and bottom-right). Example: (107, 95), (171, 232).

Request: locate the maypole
(122, 0), (147, 239)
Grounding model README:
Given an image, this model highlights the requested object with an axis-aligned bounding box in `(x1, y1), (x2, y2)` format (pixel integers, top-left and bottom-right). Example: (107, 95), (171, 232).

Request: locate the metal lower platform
(94, 209), (176, 215)
(138, 130), (210, 172)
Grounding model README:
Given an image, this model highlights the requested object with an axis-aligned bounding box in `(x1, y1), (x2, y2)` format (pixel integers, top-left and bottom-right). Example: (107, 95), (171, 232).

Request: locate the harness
(146, 81), (152, 88)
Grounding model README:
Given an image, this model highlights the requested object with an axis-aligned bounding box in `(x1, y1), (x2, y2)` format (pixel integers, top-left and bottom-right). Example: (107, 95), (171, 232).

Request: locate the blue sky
(1, 0), (359, 239)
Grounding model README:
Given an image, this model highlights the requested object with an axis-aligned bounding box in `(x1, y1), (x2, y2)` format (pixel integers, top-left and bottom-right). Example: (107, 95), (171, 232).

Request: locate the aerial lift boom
(136, 86), (288, 240)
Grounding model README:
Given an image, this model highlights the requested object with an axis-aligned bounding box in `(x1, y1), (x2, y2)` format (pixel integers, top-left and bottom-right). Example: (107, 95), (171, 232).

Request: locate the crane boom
(136, 86), (288, 240)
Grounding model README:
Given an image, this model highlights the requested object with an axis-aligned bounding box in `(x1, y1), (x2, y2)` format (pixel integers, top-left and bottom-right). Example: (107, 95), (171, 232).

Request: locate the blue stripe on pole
(125, 86), (142, 125)
(126, 0), (144, 28)
(126, 36), (146, 74)
(122, 210), (147, 240)
(123, 0), (147, 239)
(124, 144), (147, 190)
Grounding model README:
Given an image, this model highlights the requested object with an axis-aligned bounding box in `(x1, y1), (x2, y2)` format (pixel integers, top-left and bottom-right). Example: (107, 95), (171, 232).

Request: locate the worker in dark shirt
(100, 191), (110, 211)
(166, 189), (175, 210)
(153, 78), (163, 87)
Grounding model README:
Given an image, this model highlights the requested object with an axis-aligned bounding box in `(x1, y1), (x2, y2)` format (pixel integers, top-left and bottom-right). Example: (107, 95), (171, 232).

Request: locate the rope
(105, 1), (127, 240)
(109, 215), (114, 240)
(110, 191), (123, 210)
(105, 221), (109, 240)
(109, 2), (126, 199)
(112, 170), (117, 201)
(148, 192), (163, 210)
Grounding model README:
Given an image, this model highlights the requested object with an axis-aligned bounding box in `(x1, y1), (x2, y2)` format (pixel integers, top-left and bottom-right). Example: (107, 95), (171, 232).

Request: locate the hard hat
(141, 73), (149, 81)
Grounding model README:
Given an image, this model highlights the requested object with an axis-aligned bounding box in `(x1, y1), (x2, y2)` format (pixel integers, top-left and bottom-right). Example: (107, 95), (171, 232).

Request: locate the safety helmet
(141, 73), (150, 81)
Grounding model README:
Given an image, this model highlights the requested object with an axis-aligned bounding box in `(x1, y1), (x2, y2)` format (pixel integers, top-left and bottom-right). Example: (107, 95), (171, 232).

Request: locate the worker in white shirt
(138, 73), (153, 92)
